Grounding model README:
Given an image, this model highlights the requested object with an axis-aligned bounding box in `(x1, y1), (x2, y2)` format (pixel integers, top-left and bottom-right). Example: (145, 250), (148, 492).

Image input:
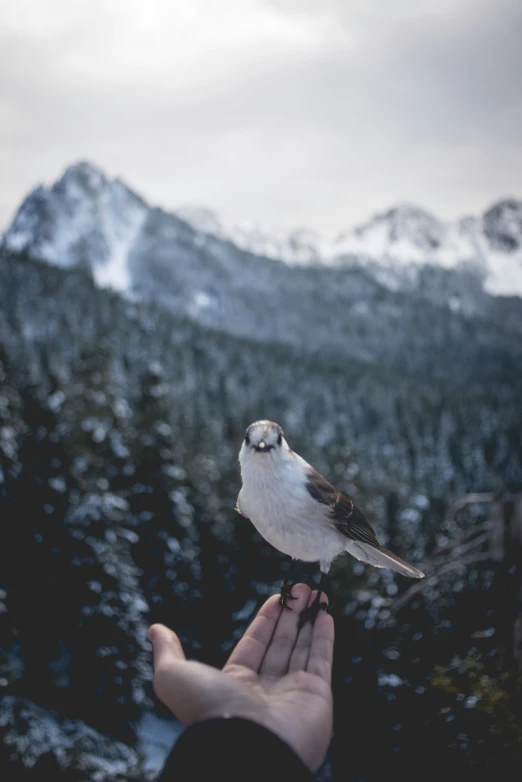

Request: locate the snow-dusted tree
(64, 492), (150, 741)
(0, 381), (74, 699)
(129, 361), (200, 649)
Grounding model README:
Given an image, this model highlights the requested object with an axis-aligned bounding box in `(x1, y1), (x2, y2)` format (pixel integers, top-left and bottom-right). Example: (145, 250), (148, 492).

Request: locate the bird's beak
(258, 440), (267, 450)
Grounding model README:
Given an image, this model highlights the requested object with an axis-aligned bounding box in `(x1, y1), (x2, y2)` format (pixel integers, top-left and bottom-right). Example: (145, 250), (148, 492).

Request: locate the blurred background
(1, 1), (521, 780)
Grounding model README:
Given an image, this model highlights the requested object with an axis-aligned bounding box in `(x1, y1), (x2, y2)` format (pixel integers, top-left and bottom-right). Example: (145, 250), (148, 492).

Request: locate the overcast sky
(1, 0), (521, 234)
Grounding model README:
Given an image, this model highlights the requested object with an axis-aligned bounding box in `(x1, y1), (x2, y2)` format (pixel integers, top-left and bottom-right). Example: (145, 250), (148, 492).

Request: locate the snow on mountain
(332, 202), (522, 296)
(483, 198), (522, 253)
(178, 201), (522, 296)
(332, 204), (480, 268)
(175, 206), (326, 264)
(2, 162), (148, 292)
(2, 161), (522, 298)
(335, 204), (448, 262)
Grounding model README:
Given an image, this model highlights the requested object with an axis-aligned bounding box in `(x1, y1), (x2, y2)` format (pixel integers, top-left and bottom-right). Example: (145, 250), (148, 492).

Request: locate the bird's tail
(344, 540), (424, 578)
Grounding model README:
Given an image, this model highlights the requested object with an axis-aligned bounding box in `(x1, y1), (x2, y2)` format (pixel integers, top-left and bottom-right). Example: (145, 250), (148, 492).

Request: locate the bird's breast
(238, 458), (344, 563)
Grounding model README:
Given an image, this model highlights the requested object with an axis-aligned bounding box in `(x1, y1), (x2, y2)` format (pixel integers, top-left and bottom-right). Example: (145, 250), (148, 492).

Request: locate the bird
(237, 420), (424, 625)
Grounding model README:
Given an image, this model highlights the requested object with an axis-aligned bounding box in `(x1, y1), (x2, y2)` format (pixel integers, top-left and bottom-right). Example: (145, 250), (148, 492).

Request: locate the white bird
(237, 420), (424, 624)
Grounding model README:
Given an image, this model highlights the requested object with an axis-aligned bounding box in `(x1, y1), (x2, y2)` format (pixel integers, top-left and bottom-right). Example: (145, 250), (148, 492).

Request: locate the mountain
(2, 162), (148, 293)
(176, 197), (522, 300)
(2, 163), (522, 357)
(176, 205), (327, 265)
(178, 201), (522, 297)
(332, 201), (522, 297)
(3, 163), (366, 349)
(3, 163), (522, 303)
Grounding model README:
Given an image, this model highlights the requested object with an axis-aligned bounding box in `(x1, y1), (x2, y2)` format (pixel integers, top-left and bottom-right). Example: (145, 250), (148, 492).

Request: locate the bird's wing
(305, 467), (380, 546)
(305, 467), (424, 578)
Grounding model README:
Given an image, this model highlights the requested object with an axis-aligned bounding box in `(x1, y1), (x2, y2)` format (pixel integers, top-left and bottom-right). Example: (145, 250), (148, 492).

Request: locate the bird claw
(298, 601), (328, 630)
(280, 583), (298, 608)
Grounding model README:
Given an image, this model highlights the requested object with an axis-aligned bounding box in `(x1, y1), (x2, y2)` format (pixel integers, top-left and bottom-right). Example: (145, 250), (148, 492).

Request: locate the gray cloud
(0, 0), (521, 234)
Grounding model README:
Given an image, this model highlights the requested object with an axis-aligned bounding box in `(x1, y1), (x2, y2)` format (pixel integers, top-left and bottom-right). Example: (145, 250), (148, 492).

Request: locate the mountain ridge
(2, 161), (521, 299)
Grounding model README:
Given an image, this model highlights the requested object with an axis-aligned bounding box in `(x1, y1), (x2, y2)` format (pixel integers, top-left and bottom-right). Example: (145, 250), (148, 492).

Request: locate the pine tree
(64, 492), (150, 741)
(0, 383), (72, 700)
(0, 347), (26, 688)
(130, 361), (200, 651)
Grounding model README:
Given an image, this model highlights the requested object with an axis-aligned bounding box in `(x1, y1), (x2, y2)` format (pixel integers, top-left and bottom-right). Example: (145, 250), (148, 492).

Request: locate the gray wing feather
(306, 468), (379, 545)
(306, 467), (424, 579)
(345, 540), (425, 578)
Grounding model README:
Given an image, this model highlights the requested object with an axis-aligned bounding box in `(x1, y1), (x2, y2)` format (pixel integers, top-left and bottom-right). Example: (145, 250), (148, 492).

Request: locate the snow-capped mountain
(3, 162), (148, 292)
(178, 202), (522, 297)
(176, 206), (327, 265)
(2, 161), (522, 299)
(331, 202), (522, 296)
(333, 204), (475, 269)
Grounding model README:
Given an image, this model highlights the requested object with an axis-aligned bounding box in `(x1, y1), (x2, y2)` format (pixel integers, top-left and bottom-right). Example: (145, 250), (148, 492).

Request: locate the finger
(288, 589), (329, 673)
(225, 594), (282, 673)
(259, 583), (311, 678)
(148, 623), (186, 671)
(306, 606), (335, 685)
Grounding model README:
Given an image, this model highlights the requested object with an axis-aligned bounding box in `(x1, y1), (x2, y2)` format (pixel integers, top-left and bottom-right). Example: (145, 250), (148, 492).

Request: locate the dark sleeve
(156, 717), (315, 782)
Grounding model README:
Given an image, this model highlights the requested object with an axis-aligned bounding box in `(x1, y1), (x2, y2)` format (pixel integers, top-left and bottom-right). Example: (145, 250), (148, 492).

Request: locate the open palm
(149, 584), (334, 772)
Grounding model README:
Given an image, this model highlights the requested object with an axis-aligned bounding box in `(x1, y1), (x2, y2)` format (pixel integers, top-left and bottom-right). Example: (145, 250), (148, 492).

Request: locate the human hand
(148, 584), (334, 772)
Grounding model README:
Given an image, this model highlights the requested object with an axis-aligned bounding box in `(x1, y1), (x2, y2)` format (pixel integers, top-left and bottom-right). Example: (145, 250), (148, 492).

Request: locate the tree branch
(428, 522), (493, 559)
(392, 552), (493, 613)
(452, 493), (494, 515)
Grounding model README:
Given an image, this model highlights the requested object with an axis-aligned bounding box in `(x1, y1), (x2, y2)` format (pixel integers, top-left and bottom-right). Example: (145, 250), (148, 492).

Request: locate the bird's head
(239, 420), (288, 466)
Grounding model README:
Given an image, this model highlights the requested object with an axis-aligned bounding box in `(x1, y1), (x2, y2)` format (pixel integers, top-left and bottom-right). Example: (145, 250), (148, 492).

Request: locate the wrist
(161, 717), (315, 781)
(191, 706), (323, 772)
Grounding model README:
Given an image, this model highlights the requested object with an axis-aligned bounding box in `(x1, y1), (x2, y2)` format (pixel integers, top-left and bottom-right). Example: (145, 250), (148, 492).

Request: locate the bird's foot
(280, 583), (298, 608)
(298, 600), (328, 629)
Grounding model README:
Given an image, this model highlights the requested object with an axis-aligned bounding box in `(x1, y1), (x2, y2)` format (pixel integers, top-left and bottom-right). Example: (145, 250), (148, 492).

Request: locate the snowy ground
(136, 712), (182, 775)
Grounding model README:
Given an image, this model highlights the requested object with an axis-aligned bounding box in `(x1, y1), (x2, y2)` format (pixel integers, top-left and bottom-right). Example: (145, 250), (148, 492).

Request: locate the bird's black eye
(245, 433), (250, 445)
(277, 432), (282, 445)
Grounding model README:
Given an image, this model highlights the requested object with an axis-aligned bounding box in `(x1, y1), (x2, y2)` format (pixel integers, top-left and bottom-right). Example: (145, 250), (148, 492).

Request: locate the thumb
(148, 623), (186, 669)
